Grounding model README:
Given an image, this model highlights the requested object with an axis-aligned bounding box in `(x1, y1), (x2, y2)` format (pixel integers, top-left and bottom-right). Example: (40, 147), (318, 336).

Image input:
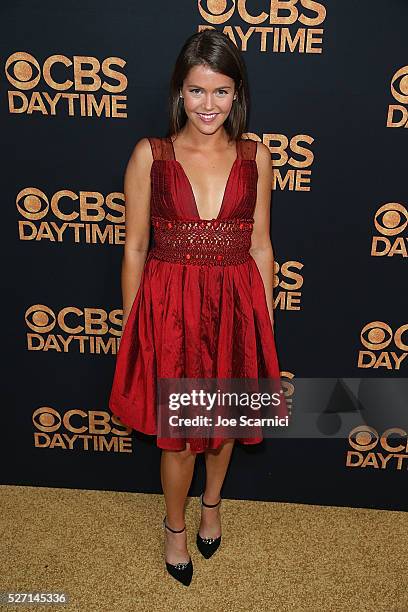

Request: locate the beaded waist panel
(150, 217), (254, 266)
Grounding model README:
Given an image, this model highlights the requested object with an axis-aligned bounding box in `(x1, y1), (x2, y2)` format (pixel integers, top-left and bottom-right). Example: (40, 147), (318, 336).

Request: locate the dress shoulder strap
(148, 136), (257, 160)
(147, 137), (174, 161)
(237, 138), (258, 160)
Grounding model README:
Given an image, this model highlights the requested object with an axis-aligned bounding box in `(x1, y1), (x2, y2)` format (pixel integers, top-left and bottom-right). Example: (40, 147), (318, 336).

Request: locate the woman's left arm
(249, 141), (275, 329)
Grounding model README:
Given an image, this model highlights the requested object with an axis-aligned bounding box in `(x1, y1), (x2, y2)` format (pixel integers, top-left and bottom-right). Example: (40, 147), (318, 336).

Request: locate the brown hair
(167, 29), (250, 142)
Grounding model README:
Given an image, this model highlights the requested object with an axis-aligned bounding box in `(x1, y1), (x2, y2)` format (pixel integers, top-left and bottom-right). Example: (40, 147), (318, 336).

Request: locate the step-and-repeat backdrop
(2, 1), (407, 511)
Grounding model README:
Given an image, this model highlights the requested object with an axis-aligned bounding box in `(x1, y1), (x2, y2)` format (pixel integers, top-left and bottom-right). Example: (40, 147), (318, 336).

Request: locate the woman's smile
(196, 112), (219, 123)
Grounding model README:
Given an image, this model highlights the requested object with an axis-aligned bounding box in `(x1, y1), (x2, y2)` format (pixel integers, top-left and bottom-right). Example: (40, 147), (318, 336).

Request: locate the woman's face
(180, 64), (236, 134)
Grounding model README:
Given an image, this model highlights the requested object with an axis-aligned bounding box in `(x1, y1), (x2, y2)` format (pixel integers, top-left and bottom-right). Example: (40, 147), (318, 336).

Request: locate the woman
(109, 29), (287, 587)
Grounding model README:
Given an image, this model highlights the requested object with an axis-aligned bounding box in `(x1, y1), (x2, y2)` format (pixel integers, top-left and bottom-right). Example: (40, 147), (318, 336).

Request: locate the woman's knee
(177, 442), (195, 459)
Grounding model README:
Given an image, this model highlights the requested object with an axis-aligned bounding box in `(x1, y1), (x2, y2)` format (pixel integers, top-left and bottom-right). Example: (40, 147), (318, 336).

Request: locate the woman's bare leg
(200, 439), (235, 539)
(160, 442), (197, 564)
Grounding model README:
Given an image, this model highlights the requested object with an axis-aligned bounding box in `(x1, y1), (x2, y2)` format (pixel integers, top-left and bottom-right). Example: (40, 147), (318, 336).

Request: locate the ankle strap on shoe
(163, 516), (186, 533)
(201, 493), (221, 507)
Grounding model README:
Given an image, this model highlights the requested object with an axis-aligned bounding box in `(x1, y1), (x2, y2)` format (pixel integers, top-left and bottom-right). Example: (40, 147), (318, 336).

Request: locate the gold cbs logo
(198, 0), (326, 25)
(25, 304), (123, 334)
(197, 1), (327, 54)
(5, 52), (127, 92)
(371, 202), (408, 258)
(346, 425), (408, 470)
(25, 304), (122, 354)
(273, 260), (304, 311)
(16, 187), (125, 244)
(358, 321), (408, 370)
(5, 52), (127, 117)
(387, 65), (408, 128)
(256, 133), (314, 191)
(32, 406), (132, 453)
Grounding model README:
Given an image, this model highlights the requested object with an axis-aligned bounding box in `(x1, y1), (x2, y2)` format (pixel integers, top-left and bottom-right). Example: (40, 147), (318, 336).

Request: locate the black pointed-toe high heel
(163, 516), (193, 586)
(196, 493), (222, 559)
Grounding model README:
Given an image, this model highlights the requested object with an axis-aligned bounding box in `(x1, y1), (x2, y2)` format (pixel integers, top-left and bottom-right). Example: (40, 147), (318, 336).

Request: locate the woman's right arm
(120, 137), (153, 332)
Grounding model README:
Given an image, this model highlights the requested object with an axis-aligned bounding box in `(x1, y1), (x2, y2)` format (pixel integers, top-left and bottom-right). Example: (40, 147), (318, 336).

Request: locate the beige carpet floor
(0, 485), (407, 612)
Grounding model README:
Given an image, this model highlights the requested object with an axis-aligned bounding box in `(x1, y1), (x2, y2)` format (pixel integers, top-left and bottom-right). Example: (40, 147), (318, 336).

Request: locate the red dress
(109, 136), (288, 453)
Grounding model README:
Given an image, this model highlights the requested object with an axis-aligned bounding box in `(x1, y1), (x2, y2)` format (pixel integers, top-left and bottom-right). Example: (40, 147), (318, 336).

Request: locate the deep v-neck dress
(109, 136), (288, 453)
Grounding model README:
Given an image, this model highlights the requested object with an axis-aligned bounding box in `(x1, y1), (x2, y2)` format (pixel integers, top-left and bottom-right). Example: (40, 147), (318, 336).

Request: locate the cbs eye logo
(371, 202), (408, 258)
(358, 321), (408, 370)
(387, 65), (408, 128)
(17, 188), (50, 220)
(348, 425), (379, 451)
(198, 0), (235, 23)
(5, 52), (41, 90)
(33, 406), (62, 432)
(25, 305), (57, 334)
(374, 202), (408, 236)
(390, 66), (408, 105)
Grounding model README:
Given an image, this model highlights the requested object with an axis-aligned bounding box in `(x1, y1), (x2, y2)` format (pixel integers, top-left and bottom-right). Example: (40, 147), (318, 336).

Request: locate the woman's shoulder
(127, 136), (150, 159)
(253, 140), (270, 164)
(126, 136), (159, 169)
(238, 137), (260, 161)
(134, 134), (167, 151)
(130, 135), (173, 164)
